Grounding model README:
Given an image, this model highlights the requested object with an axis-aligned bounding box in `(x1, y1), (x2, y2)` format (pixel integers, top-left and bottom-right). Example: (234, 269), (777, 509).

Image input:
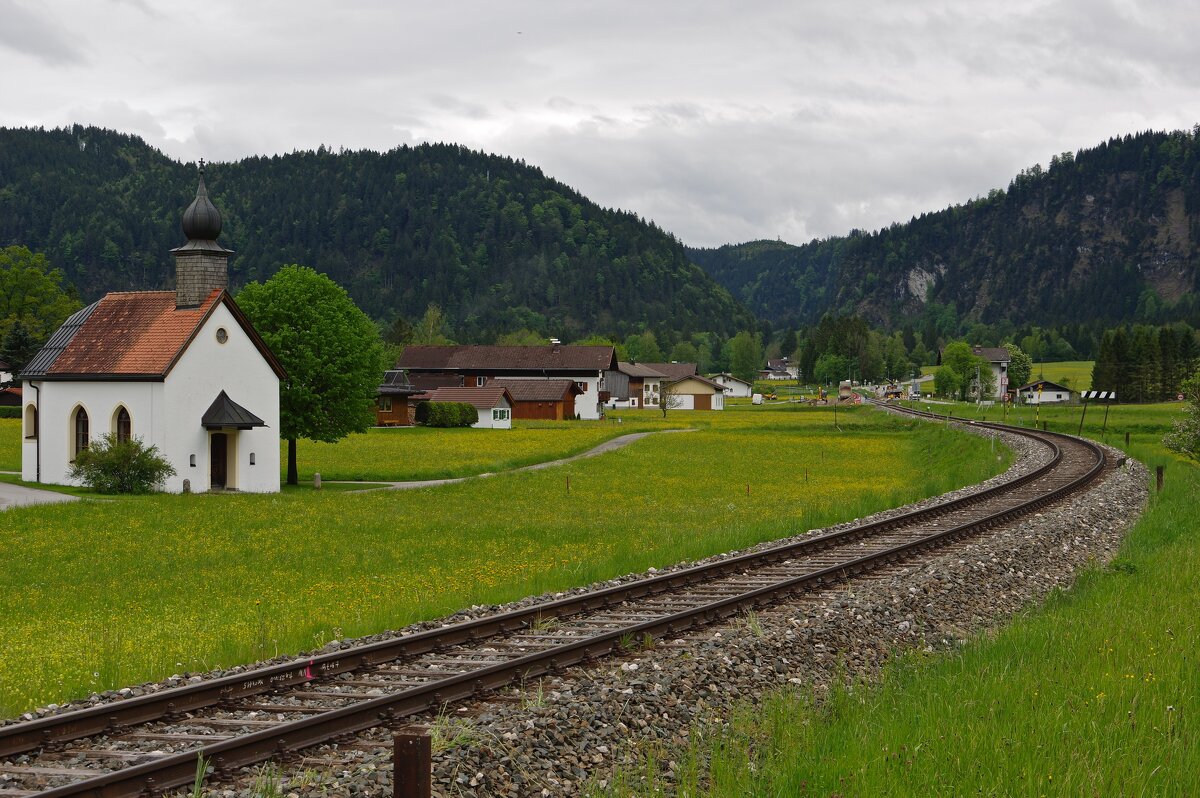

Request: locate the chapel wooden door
(210, 433), (227, 488)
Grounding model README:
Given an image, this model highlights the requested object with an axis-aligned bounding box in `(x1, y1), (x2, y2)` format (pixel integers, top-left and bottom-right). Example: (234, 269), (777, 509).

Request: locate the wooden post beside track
(395, 732), (432, 798)
(1157, 465), (1165, 493)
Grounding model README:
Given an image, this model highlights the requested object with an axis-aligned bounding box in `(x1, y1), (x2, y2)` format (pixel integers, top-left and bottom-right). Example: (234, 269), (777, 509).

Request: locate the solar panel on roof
(20, 301), (99, 377)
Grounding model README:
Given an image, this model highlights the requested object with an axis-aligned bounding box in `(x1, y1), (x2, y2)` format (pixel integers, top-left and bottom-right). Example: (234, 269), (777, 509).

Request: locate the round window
(216, 327), (229, 344)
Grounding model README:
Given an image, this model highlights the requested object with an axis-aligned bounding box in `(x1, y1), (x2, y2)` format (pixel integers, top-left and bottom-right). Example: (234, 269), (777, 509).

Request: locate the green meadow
(0, 407), (1007, 716)
(281, 419), (682, 482)
(0, 418), (18, 471)
(597, 400), (1199, 796)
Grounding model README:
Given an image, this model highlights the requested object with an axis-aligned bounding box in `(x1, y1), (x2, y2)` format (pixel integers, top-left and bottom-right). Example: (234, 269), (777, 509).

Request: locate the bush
(68, 433), (177, 493)
(0, 406), (19, 418)
(421, 401), (478, 428)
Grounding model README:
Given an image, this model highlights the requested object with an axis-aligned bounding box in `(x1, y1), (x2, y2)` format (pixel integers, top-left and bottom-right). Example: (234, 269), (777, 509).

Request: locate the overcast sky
(3, 0), (1198, 247)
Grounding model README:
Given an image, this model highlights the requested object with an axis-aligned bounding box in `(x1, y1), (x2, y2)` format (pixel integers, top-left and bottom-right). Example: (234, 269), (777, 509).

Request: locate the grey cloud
(0, 0), (85, 66)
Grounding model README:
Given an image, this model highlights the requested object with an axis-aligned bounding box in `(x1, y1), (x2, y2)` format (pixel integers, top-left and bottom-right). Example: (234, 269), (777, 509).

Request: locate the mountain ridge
(0, 125), (755, 343)
(689, 128), (1200, 331)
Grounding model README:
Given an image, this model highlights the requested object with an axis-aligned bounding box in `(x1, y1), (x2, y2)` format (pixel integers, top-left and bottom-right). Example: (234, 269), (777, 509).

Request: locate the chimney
(171, 160), (232, 309)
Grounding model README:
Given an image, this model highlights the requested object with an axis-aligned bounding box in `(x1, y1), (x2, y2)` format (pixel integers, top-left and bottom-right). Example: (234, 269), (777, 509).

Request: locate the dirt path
(341, 428), (694, 492)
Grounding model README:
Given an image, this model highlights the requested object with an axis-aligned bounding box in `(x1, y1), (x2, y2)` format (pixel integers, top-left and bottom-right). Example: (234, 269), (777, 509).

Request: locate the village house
(603, 362), (665, 408)
(375, 369), (422, 426)
(20, 167), (285, 493)
(490, 378), (582, 420)
(972, 345), (1011, 399)
(643, 362), (725, 410)
(1016, 379), (1073, 404)
(396, 344), (616, 420)
(761, 357), (797, 380)
(709, 372), (754, 398)
(418, 386), (515, 429)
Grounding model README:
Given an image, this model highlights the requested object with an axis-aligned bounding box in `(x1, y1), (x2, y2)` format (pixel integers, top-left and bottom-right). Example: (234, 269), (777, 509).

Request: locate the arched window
(24, 404), (37, 439)
(114, 407), (132, 443)
(72, 406), (89, 460)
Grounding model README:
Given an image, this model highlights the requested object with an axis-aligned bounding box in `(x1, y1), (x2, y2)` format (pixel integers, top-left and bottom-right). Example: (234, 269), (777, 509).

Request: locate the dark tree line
(0, 125), (755, 345)
(1091, 322), (1200, 402)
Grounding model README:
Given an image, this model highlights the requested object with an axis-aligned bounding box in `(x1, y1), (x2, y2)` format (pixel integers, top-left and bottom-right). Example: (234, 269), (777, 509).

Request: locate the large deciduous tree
(237, 265), (389, 485)
(728, 331), (763, 383)
(0, 246), (82, 376)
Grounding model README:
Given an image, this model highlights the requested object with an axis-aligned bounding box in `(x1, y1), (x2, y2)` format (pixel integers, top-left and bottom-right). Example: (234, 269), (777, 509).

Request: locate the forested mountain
(0, 125), (753, 342)
(690, 129), (1200, 332)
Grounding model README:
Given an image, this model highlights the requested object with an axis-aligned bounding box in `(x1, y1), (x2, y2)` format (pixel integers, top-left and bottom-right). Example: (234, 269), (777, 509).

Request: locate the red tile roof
(33, 289), (285, 380)
(643, 362), (697, 381)
(399, 345), (616, 373)
(422, 386), (514, 409)
(490, 378), (582, 401)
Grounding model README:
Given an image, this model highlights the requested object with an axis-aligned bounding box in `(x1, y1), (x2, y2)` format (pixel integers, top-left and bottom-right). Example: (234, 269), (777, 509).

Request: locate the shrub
(414, 401), (430, 425)
(68, 433), (177, 493)
(0, 406), (19, 419)
(422, 402), (478, 428)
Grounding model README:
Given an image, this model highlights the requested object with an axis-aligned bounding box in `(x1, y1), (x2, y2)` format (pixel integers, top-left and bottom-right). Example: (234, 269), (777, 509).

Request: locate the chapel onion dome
(181, 164), (223, 241)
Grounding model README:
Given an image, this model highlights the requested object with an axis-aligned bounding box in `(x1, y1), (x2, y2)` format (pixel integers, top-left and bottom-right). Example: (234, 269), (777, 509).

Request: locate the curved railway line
(0, 405), (1110, 798)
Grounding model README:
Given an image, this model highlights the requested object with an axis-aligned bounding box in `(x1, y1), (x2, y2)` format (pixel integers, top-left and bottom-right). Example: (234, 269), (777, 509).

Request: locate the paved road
(343, 428), (694, 492)
(0, 477), (79, 510)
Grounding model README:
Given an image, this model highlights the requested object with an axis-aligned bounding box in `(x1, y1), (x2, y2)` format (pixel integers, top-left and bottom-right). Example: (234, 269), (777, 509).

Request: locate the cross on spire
(198, 158), (206, 174)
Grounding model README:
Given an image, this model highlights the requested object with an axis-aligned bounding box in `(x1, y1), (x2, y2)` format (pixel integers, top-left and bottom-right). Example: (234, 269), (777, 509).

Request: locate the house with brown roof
(418, 386), (515, 429)
(604, 362), (666, 408)
(20, 168), (285, 493)
(375, 370), (422, 426)
(623, 362), (725, 410)
(490, 378), (582, 420)
(396, 344), (616, 420)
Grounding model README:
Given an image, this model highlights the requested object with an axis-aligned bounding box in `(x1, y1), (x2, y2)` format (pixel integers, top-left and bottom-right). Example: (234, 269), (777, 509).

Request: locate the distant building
(418, 386), (514, 429)
(709, 373), (754, 398)
(1016, 380), (1073, 404)
(971, 346), (1011, 399)
(375, 370), (422, 426)
(396, 344), (616, 420)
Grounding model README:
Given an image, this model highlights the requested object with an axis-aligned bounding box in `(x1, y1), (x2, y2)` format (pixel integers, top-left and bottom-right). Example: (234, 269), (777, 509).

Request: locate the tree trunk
(287, 438), (298, 485)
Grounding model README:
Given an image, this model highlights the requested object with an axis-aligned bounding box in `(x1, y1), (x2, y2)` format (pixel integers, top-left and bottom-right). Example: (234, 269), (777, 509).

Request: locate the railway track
(0, 407), (1108, 798)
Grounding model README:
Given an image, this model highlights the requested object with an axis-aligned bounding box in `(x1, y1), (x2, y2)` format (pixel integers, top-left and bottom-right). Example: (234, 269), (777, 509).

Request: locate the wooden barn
(490, 378), (582, 420)
(375, 370), (422, 426)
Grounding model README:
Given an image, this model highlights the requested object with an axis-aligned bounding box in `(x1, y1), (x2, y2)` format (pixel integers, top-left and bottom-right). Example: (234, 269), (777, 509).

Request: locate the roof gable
(399, 345), (617, 373)
(23, 290), (285, 381)
(490, 378), (582, 401)
(423, 386), (514, 409)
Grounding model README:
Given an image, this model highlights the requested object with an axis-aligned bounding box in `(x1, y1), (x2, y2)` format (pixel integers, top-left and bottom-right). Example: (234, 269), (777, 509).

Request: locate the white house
(970, 346), (1010, 399)
(710, 372), (754, 398)
(21, 168), (285, 493)
(1016, 380), (1073, 404)
(420, 386), (514, 429)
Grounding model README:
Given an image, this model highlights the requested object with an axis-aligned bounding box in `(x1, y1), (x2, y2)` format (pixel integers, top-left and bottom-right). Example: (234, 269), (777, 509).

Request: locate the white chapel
(20, 167), (285, 493)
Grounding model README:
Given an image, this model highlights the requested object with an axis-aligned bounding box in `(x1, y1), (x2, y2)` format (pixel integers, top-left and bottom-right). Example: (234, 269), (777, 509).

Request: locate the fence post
(1125, 431), (1130, 447)
(1156, 465), (1165, 493)
(395, 732), (432, 798)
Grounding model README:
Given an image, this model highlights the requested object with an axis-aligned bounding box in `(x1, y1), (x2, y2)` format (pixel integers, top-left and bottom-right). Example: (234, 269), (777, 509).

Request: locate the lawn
(598, 401), (1199, 795)
(0, 406), (1008, 716)
(0, 418), (19, 471)
(282, 419), (682, 482)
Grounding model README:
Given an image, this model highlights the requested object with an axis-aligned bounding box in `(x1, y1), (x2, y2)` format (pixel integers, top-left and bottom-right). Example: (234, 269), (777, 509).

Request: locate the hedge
(0, 406), (20, 418)
(415, 401), (478, 428)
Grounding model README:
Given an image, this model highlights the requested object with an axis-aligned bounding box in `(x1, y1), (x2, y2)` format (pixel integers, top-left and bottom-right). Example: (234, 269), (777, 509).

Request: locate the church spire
(171, 161), (232, 308)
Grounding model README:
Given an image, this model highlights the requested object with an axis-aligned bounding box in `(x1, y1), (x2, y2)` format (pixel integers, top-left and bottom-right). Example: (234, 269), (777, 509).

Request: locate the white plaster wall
(714, 377), (752, 397)
(712, 393), (725, 410)
(164, 303), (280, 493)
(22, 379), (164, 485)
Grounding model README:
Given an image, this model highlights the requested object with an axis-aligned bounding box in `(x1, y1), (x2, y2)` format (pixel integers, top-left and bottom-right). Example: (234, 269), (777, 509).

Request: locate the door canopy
(201, 390), (267, 430)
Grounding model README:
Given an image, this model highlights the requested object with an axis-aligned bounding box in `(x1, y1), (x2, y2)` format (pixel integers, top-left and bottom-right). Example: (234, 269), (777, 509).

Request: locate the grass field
(0, 418), (19, 471)
(597, 401), (1199, 795)
(282, 419), (682, 482)
(0, 406), (1008, 716)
